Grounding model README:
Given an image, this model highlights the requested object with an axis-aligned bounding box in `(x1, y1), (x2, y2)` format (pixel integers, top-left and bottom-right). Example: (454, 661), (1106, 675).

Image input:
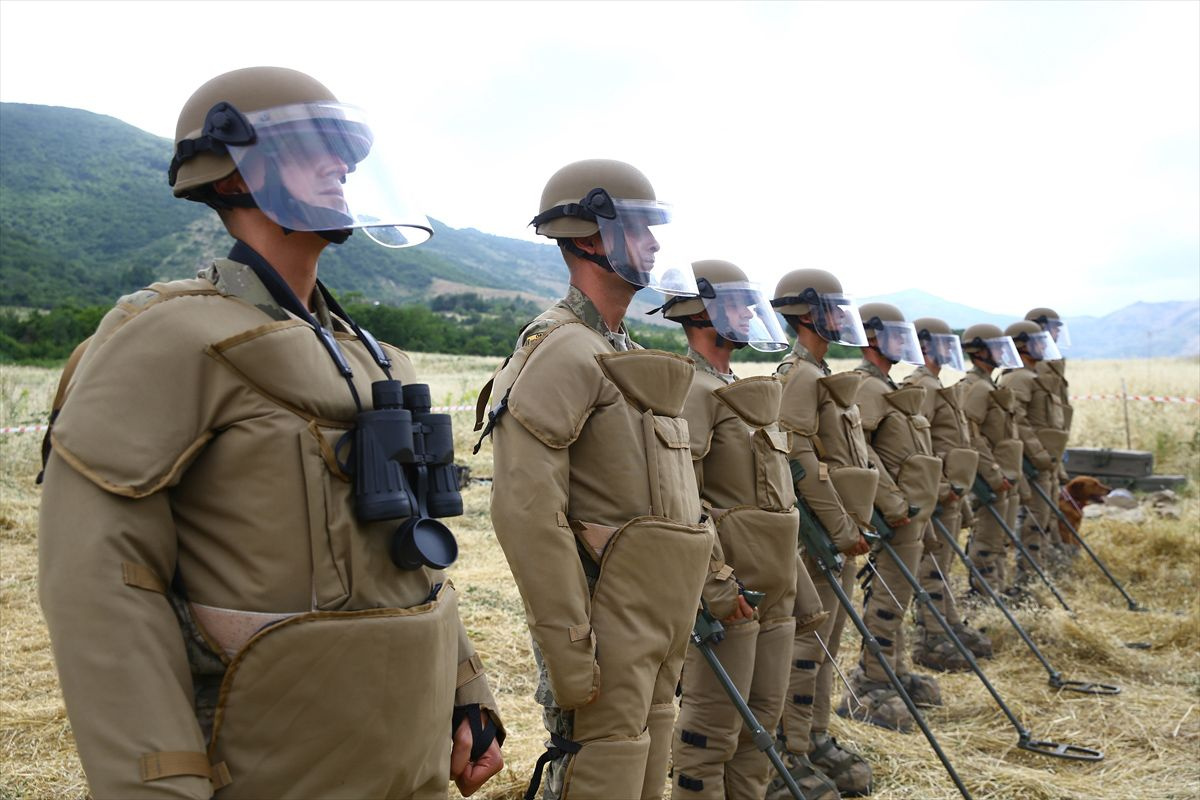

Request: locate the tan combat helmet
(529, 159), (696, 296)
(962, 323), (1022, 369)
(913, 317), (965, 371)
(771, 268), (868, 346)
(661, 260), (788, 352)
(169, 66), (431, 247)
(859, 302), (923, 365)
(1005, 320), (1061, 362)
(1024, 306), (1071, 349)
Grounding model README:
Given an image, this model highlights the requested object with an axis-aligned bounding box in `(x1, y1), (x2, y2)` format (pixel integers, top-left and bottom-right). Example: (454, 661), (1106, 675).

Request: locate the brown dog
(1058, 475), (1113, 544)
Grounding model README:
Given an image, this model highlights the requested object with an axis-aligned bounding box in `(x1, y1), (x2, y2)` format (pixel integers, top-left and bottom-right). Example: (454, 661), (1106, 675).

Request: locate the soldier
(958, 324), (1025, 596)
(658, 259), (820, 798)
(771, 269), (875, 798)
(1025, 307), (1075, 559)
(38, 67), (503, 800)
(1000, 321), (1066, 580)
(478, 159), (713, 799)
(902, 318), (992, 672)
(837, 303), (944, 728)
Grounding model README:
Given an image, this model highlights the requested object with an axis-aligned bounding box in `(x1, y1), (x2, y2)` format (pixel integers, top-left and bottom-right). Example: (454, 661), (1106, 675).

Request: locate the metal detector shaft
(797, 503), (973, 800)
(973, 477), (1073, 613)
(691, 612), (809, 800)
(1023, 465), (1144, 611)
(932, 515), (1120, 696)
(871, 513), (1103, 761)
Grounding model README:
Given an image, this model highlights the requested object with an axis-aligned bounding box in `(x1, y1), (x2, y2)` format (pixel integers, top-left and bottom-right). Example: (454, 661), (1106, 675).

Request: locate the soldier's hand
(844, 533), (871, 557)
(451, 710), (503, 796)
(722, 594), (755, 623)
(999, 478), (1014, 493)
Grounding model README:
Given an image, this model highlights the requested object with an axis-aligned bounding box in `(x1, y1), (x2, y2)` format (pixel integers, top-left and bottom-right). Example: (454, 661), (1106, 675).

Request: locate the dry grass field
(2, 354), (1198, 800)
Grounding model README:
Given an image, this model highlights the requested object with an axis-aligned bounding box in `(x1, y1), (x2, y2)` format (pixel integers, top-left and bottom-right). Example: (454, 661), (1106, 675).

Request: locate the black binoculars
(350, 379), (463, 571)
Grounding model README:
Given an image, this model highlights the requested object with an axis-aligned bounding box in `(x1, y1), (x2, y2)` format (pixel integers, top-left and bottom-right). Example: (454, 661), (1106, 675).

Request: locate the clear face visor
(799, 291), (869, 346)
(1020, 330), (1062, 362)
(972, 336), (1023, 369)
(595, 199), (698, 295)
(869, 320), (924, 366)
(1039, 317), (1071, 349)
(699, 280), (789, 352)
(923, 332), (965, 372)
(225, 102), (432, 248)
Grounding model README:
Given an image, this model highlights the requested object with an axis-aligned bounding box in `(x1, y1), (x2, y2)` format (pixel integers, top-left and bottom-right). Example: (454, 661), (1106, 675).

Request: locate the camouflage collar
(856, 358), (897, 388)
(687, 346), (737, 384)
(790, 340), (831, 375)
(203, 258), (336, 330)
(558, 285), (632, 351)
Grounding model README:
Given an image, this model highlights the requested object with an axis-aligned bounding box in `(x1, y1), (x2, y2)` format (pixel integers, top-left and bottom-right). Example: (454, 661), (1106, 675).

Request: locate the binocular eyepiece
(350, 379), (463, 570)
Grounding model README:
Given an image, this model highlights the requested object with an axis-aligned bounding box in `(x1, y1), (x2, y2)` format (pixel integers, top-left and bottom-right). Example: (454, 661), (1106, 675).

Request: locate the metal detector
(1022, 459), (1146, 612)
(972, 476), (1073, 613)
(870, 512), (1103, 761)
(691, 602), (810, 800)
(932, 515), (1120, 696)
(796, 500), (974, 800)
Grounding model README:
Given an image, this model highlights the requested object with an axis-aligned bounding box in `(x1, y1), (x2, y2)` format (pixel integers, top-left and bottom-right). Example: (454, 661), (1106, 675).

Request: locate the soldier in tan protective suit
(958, 324), (1025, 596)
(1025, 307), (1075, 560)
(657, 260), (819, 798)
(477, 159), (712, 800)
(836, 303), (943, 730)
(769, 269), (875, 799)
(38, 67), (504, 800)
(901, 319), (992, 672)
(999, 321), (1066, 580)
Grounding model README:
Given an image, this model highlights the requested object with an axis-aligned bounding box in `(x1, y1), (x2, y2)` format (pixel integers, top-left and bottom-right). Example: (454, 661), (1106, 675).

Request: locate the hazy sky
(2, 0), (1197, 319)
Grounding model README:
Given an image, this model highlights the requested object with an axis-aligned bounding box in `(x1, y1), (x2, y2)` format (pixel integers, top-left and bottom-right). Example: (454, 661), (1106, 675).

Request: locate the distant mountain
(859, 288), (1199, 359)
(0, 102), (568, 309)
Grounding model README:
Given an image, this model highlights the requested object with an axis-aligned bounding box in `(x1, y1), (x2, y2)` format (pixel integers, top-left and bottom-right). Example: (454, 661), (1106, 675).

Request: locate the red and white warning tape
(0, 405), (477, 436)
(1069, 394), (1199, 405)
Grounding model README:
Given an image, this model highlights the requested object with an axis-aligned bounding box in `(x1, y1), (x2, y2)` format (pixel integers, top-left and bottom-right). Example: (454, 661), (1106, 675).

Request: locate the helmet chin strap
(867, 342), (896, 366)
(678, 317), (745, 350)
(563, 239), (614, 272)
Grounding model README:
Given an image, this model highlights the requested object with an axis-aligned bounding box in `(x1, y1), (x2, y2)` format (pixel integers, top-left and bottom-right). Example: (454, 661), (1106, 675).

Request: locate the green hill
(0, 102), (568, 308)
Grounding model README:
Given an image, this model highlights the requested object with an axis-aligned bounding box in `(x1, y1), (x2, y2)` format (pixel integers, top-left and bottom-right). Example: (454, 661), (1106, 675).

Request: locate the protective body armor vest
(902, 366), (979, 494)
(961, 368), (1023, 483)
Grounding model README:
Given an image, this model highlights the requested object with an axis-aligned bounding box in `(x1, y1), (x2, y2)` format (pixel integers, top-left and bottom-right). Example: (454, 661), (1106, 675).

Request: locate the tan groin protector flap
(1036, 428), (1070, 461)
(595, 350), (695, 417)
(571, 517), (712, 744)
(884, 385), (927, 417)
(943, 447), (980, 492)
(896, 454), (943, 521)
(828, 466), (879, 531)
(992, 439), (1024, 481)
(209, 587), (458, 799)
(713, 375), (783, 429)
(991, 386), (1016, 413)
(715, 506), (799, 621)
(818, 372), (864, 409)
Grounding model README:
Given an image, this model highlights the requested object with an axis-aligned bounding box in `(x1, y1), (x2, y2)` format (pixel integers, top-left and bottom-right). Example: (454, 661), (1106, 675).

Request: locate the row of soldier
(481, 157), (1079, 799)
(36, 65), (1081, 800)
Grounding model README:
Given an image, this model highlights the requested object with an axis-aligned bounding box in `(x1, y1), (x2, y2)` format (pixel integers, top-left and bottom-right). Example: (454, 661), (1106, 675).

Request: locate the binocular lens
(390, 516), (459, 571)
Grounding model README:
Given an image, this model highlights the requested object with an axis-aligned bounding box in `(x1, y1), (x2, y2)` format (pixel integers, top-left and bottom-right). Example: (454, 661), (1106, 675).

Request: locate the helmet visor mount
(974, 336), (1023, 369)
(224, 101), (432, 248)
(1021, 330), (1063, 362)
(699, 280), (789, 352)
(923, 332), (965, 372)
(868, 319), (924, 366)
(1038, 317), (1071, 349)
(593, 197), (698, 296)
(774, 289), (869, 346)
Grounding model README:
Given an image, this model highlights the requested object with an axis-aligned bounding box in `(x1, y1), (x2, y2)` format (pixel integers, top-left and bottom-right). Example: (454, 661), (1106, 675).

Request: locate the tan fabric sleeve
(791, 439), (860, 553)
(865, 440), (910, 522)
(453, 622), (506, 740)
(38, 455), (212, 800)
(1000, 371), (1053, 470)
(489, 414), (598, 710)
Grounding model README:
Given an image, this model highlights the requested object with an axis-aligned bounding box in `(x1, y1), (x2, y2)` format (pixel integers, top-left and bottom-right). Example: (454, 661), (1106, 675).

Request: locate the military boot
(765, 746), (839, 800)
(952, 621), (993, 659)
(912, 626), (971, 673)
(809, 731), (873, 796)
(834, 666), (913, 733)
(898, 671), (943, 707)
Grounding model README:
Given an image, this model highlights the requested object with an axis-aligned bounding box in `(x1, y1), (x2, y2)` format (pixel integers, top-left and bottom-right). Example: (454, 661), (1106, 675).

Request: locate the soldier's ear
(213, 172), (250, 196)
(571, 234), (605, 256)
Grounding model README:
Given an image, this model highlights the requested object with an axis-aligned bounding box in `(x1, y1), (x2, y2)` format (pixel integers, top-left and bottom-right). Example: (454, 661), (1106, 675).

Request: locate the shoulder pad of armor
(778, 361), (822, 435)
(853, 375), (889, 430)
(960, 378), (992, 424)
